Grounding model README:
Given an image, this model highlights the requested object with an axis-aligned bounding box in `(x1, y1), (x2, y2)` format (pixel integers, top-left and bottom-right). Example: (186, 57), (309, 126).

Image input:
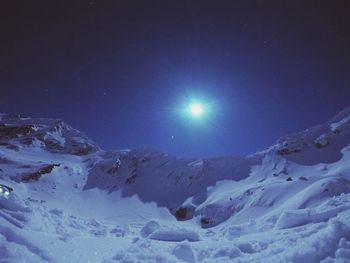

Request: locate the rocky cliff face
(0, 108), (350, 262)
(84, 147), (261, 209)
(0, 113), (100, 155)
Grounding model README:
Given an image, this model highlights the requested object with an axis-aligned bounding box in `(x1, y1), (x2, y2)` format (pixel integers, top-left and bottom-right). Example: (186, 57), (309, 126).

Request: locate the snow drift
(0, 108), (350, 262)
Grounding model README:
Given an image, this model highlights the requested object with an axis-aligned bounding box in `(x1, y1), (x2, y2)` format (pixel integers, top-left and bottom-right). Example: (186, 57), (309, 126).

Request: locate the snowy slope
(0, 109), (350, 262)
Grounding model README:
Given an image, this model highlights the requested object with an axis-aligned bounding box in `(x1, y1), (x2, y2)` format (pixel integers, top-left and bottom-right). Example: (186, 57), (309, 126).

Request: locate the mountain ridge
(0, 108), (349, 262)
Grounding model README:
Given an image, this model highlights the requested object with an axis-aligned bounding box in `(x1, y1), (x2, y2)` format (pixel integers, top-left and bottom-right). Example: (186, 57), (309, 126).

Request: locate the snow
(0, 108), (350, 262)
(140, 220), (160, 238)
(148, 229), (200, 242)
(187, 159), (204, 167)
(172, 242), (196, 262)
(330, 115), (350, 131)
(212, 245), (241, 259)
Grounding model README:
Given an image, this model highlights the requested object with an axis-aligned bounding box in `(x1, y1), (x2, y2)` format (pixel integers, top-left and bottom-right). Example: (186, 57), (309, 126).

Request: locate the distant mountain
(0, 108), (349, 262)
(0, 113), (99, 155)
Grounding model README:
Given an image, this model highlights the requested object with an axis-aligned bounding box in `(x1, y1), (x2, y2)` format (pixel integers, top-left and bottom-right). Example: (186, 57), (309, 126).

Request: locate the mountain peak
(0, 113), (100, 155)
(1, 107), (350, 262)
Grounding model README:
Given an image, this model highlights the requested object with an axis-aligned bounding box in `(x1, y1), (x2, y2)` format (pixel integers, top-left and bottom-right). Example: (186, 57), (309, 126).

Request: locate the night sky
(1, 1), (350, 157)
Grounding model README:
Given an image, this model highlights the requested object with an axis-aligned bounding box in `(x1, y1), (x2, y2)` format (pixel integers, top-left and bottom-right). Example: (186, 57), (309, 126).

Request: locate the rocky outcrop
(0, 114), (100, 156)
(20, 164), (60, 182)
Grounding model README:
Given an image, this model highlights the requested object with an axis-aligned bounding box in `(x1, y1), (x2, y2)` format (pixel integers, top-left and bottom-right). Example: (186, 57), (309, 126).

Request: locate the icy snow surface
(0, 109), (350, 262)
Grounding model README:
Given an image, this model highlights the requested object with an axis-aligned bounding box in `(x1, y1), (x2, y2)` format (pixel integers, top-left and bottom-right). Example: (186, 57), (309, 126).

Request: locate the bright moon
(189, 103), (204, 117)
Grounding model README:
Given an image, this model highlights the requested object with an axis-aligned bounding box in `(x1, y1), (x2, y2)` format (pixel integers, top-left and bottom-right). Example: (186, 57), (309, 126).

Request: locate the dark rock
(200, 217), (214, 226)
(0, 124), (35, 139)
(43, 139), (64, 152)
(315, 142), (328, 148)
(0, 184), (13, 192)
(175, 207), (188, 220)
(19, 165), (32, 168)
(71, 144), (96, 156)
(125, 174), (137, 184)
(276, 148), (302, 156)
(22, 137), (35, 145)
(21, 164), (60, 182)
(106, 160), (121, 174)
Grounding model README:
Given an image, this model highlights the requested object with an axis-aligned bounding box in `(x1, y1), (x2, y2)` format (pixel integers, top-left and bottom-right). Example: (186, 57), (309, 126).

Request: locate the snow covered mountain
(0, 113), (99, 156)
(0, 108), (350, 262)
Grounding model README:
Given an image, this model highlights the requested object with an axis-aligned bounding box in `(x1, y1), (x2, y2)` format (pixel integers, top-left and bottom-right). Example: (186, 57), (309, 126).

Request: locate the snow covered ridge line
(0, 108), (350, 262)
(267, 106), (350, 165)
(83, 107), (350, 225)
(0, 113), (100, 155)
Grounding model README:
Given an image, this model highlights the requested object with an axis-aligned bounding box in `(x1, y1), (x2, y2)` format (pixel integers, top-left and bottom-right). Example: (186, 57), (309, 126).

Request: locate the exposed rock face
(20, 164), (60, 182)
(1, 107), (350, 230)
(174, 206), (195, 221)
(0, 124), (35, 139)
(0, 113), (100, 155)
(270, 107), (350, 165)
(1, 109), (350, 262)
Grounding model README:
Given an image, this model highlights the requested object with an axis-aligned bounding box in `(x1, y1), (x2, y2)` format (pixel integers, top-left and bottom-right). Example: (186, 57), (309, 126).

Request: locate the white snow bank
(0, 194), (30, 213)
(172, 242), (196, 263)
(140, 220), (160, 238)
(330, 115), (350, 131)
(279, 216), (350, 262)
(276, 204), (350, 229)
(148, 228), (200, 242)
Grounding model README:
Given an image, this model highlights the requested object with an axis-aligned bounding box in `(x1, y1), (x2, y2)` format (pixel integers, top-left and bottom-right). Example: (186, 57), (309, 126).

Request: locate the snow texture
(0, 108), (350, 262)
